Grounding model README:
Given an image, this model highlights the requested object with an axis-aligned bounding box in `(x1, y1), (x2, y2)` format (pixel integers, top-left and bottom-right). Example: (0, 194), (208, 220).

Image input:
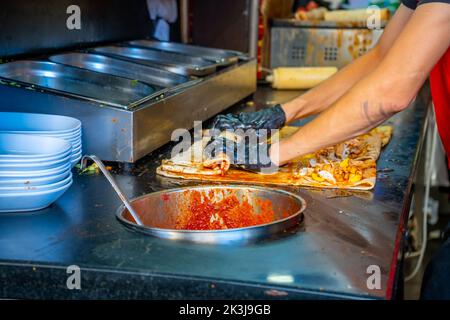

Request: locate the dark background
(0, 0), (253, 60)
(0, 0), (153, 59)
(191, 0), (251, 52)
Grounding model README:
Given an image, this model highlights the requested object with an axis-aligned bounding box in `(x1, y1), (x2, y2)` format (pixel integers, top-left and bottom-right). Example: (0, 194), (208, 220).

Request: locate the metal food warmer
(0, 40), (256, 163)
(270, 19), (384, 68)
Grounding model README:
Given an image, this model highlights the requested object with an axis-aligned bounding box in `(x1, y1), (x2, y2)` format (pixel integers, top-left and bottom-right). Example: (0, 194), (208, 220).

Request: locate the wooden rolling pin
(266, 67), (338, 90)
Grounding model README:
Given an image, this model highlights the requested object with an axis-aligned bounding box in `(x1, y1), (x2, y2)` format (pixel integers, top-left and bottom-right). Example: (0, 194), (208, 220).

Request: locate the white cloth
(147, 0), (177, 41)
(147, 0), (178, 23)
(154, 19), (170, 41)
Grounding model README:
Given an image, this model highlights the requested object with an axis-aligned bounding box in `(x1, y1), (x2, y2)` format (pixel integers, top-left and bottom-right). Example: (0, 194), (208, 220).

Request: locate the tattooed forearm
(362, 101), (374, 125)
(361, 101), (396, 126)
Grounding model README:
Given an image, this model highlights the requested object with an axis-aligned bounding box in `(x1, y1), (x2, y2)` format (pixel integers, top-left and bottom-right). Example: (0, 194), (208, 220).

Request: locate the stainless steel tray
(48, 53), (199, 91)
(92, 46), (217, 76)
(126, 40), (244, 66)
(0, 58), (257, 162)
(0, 60), (160, 109)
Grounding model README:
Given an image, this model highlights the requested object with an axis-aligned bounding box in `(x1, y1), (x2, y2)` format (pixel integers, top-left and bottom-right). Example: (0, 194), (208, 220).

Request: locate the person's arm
(271, 3), (450, 166)
(209, 5), (414, 133)
(281, 4), (415, 122)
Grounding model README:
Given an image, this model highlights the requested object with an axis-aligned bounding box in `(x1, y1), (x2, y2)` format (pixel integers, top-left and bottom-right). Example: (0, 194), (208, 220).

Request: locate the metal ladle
(80, 155), (143, 226)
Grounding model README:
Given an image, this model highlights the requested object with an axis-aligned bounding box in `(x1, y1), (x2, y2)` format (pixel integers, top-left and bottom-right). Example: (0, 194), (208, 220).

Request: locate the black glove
(204, 133), (277, 173)
(211, 104), (286, 132)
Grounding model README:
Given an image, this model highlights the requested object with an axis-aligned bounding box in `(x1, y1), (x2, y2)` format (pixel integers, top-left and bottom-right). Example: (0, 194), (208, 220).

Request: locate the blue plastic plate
(29, 131), (81, 141)
(0, 128), (81, 138)
(0, 132), (82, 148)
(0, 180), (73, 213)
(31, 128), (81, 136)
(0, 133), (72, 159)
(0, 154), (71, 171)
(0, 148), (72, 164)
(71, 154), (82, 167)
(0, 161), (71, 179)
(0, 169), (71, 186)
(0, 173), (72, 193)
(71, 149), (82, 160)
(69, 139), (82, 148)
(0, 112), (81, 134)
(72, 144), (82, 152)
(72, 144), (82, 153)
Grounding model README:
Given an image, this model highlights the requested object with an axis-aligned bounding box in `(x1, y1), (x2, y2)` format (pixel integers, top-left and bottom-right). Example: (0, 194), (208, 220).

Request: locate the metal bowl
(116, 185), (306, 245)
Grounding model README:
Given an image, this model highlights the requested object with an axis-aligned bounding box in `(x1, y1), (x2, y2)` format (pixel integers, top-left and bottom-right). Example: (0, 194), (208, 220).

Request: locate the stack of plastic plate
(0, 112), (82, 167)
(0, 133), (73, 212)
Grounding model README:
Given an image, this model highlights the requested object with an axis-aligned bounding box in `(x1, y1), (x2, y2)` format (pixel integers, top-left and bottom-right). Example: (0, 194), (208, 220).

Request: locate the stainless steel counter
(0, 84), (431, 299)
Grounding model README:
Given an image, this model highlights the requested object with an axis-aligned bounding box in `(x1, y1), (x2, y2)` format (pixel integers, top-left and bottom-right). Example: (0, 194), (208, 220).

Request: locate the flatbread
(157, 125), (393, 190)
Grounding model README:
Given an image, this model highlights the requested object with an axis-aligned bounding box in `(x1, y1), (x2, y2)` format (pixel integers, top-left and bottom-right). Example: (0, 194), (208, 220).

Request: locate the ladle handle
(80, 155), (143, 226)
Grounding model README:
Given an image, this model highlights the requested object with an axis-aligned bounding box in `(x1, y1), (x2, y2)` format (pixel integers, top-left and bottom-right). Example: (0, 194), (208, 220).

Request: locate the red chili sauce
(175, 190), (275, 230)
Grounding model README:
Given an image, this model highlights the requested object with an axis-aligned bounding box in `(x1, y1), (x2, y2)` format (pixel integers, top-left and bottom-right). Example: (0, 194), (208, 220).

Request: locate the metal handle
(80, 155), (143, 226)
